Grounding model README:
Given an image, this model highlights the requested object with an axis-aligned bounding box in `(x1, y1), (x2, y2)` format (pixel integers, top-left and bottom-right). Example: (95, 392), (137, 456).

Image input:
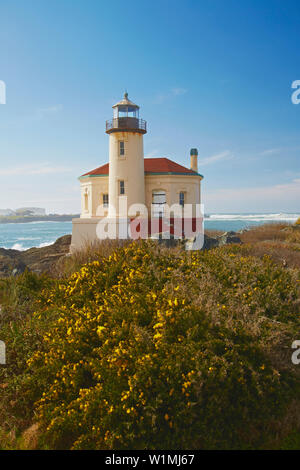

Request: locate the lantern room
(113, 92), (139, 119)
(106, 92), (147, 134)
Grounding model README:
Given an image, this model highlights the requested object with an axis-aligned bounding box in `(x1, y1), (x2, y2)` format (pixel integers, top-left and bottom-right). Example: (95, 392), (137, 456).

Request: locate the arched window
(152, 190), (166, 217)
(84, 192), (89, 211)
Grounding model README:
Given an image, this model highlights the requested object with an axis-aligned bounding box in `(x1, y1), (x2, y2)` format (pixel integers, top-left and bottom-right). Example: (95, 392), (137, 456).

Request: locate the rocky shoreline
(0, 235), (72, 277)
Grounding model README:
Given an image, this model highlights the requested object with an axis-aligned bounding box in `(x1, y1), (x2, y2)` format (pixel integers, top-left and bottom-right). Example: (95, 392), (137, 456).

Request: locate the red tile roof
(81, 158), (201, 177)
(82, 163), (109, 176)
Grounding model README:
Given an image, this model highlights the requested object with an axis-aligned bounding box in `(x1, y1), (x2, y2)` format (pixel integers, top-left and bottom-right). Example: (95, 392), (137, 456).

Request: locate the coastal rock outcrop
(216, 231), (242, 246)
(186, 231), (242, 251)
(202, 234), (219, 250)
(0, 235), (71, 277)
(20, 235), (71, 274)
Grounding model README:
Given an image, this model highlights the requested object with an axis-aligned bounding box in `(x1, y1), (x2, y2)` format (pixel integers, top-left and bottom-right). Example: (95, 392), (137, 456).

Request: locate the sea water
(0, 221), (73, 250)
(0, 214), (299, 250)
(204, 213), (299, 232)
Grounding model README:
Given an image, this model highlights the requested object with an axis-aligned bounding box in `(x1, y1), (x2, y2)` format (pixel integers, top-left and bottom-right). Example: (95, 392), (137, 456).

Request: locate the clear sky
(0, 0), (299, 214)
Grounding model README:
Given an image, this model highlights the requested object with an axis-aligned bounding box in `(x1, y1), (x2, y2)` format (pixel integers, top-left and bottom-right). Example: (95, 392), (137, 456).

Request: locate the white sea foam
(206, 213), (299, 222)
(11, 243), (26, 251)
(7, 240), (55, 250)
(17, 237), (40, 241)
(38, 241), (55, 248)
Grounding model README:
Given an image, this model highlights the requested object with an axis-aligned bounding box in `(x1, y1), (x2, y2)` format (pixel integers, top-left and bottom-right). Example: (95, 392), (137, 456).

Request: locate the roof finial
(124, 90), (128, 99)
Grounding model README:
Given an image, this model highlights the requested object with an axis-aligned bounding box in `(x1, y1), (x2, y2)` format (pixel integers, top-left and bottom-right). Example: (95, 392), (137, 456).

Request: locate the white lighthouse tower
(106, 92), (147, 219)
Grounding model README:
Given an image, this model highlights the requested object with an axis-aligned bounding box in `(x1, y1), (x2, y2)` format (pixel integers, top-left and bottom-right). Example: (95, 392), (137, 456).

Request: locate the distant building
(16, 207), (46, 216)
(72, 93), (203, 250)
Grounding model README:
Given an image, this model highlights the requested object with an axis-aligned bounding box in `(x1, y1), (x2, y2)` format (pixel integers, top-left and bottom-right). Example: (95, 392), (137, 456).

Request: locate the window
(103, 194), (109, 208)
(152, 190), (166, 217)
(179, 192), (185, 207)
(119, 141), (125, 156)
(119, 180), (125, 195)
(84, 193), (88, 211)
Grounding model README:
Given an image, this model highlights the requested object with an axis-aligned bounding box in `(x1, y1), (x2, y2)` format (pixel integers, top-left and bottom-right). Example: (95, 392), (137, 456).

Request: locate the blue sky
(0, 0), (299, 213)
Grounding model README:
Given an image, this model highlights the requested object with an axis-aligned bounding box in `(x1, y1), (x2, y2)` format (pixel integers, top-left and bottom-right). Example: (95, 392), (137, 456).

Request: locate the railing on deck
(106, 117), (147, 133)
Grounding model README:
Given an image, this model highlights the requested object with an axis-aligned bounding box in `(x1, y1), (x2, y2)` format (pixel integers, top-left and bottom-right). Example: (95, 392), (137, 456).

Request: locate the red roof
(82, 163), (109, 176)
(81, 158), (201, 177)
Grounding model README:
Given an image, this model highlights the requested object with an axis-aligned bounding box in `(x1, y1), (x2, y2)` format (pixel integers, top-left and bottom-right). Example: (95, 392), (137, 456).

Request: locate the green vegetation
(0, 224), (299, 450)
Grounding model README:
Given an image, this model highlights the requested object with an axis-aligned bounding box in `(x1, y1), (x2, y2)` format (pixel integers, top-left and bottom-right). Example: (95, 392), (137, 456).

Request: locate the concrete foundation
(71, 217), (133, 252)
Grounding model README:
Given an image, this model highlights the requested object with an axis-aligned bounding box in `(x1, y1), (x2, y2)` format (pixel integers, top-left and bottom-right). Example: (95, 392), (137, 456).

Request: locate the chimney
(190, 148), (198, 172)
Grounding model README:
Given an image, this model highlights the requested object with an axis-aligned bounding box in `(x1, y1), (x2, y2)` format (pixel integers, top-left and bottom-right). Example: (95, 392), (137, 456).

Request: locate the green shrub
(16, 242), (300, 450)
(0, 271), (55, 433)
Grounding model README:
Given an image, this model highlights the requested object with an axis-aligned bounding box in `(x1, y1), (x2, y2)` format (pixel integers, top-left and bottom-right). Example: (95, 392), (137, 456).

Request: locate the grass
(239, 223), (289, 243)
(206, 223), (300, 268)
(237, 223), (300, 269)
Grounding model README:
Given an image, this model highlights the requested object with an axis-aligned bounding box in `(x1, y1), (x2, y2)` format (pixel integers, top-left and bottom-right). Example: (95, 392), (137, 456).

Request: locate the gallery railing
(106, 117), (147, 133)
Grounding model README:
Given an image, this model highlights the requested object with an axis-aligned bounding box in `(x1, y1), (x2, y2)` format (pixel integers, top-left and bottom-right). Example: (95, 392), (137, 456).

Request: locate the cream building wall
(79, 172), (201, 218)
(80, 176), (109, 218)
(72, 172), (202, 251)
(145, 174), (201, 215)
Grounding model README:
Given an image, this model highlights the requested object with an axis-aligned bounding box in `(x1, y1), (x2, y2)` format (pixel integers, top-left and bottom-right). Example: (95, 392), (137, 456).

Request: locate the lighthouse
(71, 91), (203, 251)
(106, 92), (147, 218)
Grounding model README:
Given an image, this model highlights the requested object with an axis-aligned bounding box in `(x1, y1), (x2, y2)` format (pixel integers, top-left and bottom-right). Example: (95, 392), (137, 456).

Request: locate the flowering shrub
(17, 241), (300, 450)
(295, 218), (300, 226)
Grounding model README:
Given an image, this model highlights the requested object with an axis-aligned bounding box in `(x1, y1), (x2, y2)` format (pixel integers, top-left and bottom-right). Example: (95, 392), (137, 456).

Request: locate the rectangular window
(152, 190), (166, 217)
(119, 180), (125, 195)
(179, 192), (185, 207)
(119, 141), (125, 156)
(103, 194), (109, 208)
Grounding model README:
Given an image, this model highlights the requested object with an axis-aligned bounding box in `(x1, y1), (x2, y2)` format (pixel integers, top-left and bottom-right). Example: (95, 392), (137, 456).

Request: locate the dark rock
(0, 235), (71, 277)
(0, 254), (27, 278)
(187, 232), (239, 251)
(225, 231), (237, 236)
(184, 234), (217, 251)
(217, 231), (242, 246)
(20, 235), (71, 274)
(202, 234), (219, 250)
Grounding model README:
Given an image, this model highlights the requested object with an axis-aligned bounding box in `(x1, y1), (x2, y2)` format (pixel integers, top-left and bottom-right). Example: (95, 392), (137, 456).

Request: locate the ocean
(0, 213), (299, 250)
(204, 213), (299, 232)
(0, 221), (73, 250)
